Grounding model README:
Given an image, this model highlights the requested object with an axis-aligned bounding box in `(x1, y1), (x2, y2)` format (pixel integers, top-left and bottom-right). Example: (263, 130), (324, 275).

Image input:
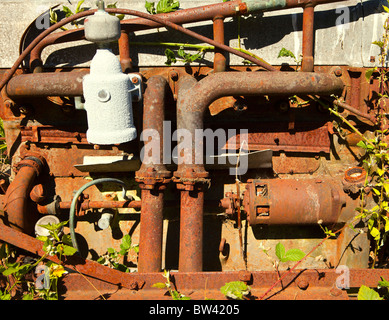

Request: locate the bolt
(239, 270), (252, 283)
(278, 101), (289, 113)
(169, 70), (179, 81)
(131, 77), (139, 84)
(333, 67), (342, 77)
(4, 100), (14, 109)
(370, 56), (376, 63)
(297, 278), (309, 290)
(330, 287), (343, 297)
(219, 238), (228, 257)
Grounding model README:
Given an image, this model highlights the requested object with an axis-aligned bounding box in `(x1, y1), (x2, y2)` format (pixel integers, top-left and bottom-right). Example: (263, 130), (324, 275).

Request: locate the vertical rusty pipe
(301, 5), (315, 72)
(213, 16), (226, 72)
(174, 72), (344, 271)
(137, 187), (165, 273)
(118, 30), (133, 73)
(135, 76), (171, 273)
(3, 154), (46, 234)
(179, 188), (205, 272)
(174, 76), (209, 272)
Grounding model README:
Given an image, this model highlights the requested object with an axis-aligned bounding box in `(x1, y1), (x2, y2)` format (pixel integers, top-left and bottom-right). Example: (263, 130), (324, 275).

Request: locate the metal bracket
(74, 73), (142, 110)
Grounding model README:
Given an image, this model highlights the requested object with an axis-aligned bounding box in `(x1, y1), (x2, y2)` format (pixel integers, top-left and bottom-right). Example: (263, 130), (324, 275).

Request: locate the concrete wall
(0, 0), (387, 68)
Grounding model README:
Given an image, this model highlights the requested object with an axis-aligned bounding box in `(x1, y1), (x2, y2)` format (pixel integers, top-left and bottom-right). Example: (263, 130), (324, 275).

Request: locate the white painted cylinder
(83, 49), (137, 145)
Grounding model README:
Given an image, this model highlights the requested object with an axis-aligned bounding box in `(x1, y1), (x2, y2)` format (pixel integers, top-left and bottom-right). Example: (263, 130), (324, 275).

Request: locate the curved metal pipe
(135, 76), (172, 273)
(174, 71), (345, 272)
(175, 71), (345, 175)
(3, 154), (46, 234)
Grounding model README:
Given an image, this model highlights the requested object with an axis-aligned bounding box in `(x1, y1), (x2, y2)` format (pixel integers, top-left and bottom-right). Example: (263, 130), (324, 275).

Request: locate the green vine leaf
(164, 48), (177, 66)
(365, 67), (377, 82)
(275, 242), (285, 261)
(378, 276), (389, 288)
(277, 48), (296, 60)
(156, 0), (180, 13)
(220, 281), (250, 300)
(357, 285), (383, 300)
(145, 1), (156, 14)
(275, 242), (305, 262)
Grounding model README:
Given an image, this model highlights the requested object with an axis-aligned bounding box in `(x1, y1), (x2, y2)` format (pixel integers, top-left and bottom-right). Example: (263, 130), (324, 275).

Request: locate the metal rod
(135, 76), (172, 273)
(301, 5), (315, 72)
(179, 189), (204, 272)
(118, 30), (133, 73)
(213, 16), (226, 72)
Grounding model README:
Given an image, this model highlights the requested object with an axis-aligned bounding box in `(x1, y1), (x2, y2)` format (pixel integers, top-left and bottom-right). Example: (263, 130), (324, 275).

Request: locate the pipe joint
(14, 153), (46, 176)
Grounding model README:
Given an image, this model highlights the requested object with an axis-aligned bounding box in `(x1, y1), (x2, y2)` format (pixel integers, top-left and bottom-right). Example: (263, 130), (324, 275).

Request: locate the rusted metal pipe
(175, 71), (344, 170)
(135, 76), (172, 273)
(301, 5), (315, 72)
(37, 200), (142, 214)
(3, 153), (46, 234)
(118, 30), (133, 73)
(178, 187), (205, 272)
(28, 1), (244, 71)
(213, 16), (226, 72)
(242, 178), (347, 225)
(174, 71), (344, 272)
(6, 71), (88, 98)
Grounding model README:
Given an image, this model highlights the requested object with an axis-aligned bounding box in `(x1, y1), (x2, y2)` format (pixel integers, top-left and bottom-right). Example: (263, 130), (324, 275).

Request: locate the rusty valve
(342, 166), (367, 195)
(219, 192), (241, 216)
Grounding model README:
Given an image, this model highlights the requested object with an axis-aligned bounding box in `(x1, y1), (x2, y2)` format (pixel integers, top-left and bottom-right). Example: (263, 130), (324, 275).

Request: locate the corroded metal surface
(0, 0), (385, 301)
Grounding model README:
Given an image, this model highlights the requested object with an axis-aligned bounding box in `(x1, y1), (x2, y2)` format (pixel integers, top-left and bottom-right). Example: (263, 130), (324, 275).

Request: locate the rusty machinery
(0, 0), (388, 300)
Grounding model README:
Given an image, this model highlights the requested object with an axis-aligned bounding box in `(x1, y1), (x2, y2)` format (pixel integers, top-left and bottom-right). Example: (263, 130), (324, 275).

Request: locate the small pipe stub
(342, 166), (367, 194)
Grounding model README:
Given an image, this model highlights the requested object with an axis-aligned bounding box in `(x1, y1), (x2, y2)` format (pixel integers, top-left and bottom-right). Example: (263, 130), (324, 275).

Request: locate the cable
(69, 178), (128, 254)
(0, 5), (276, 93)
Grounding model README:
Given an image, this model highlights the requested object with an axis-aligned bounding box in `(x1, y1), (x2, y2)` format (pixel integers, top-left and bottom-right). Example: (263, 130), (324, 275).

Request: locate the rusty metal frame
(0, 0), (384, 301)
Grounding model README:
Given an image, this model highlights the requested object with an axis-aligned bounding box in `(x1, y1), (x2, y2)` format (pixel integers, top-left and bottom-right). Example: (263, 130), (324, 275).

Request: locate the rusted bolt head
(30, 184), (46, 203)
(344, 166), (366, 184)
(239, 270), (252, 283)
(131, 77), (139, 84)
(370, 56), (375, 63)
(333, 67), (342, 77)
(219, 238), (229, 257)
(297, 278), (309, 290)
(278, 101), (289, 113)
(330, 287), (343, 297)
(169, 70), (179, 81)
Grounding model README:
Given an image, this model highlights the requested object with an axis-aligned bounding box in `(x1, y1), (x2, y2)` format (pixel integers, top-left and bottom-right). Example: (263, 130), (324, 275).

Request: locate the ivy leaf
(383, 5), (389, 13)
(156, 0), (180, 14)
(75, 0), (85, 14)
(365, 68), (377, 82)
(357, 285), (383, 300)
(164, 48), (177, 66)
(275, 242), (285, 261)
(0, 243), (6, 260)
(119, 234), (132, 255)
(357, 140), (367, 149)
(282, 248), (306, 262)
(152, 282), (167, 289)
(372, 187), (381, 196)
(61, 244), (77, 256)
(378, 277), (389, 288)
(220, 281), (250, 300)
(277, 48), (296, 60)
(377, 168), (385, 176)
(62, 6), (74, 18)
(372, 41), (384, 48)
(107, 2), (125, 20)
(145, 1), (156, 14)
